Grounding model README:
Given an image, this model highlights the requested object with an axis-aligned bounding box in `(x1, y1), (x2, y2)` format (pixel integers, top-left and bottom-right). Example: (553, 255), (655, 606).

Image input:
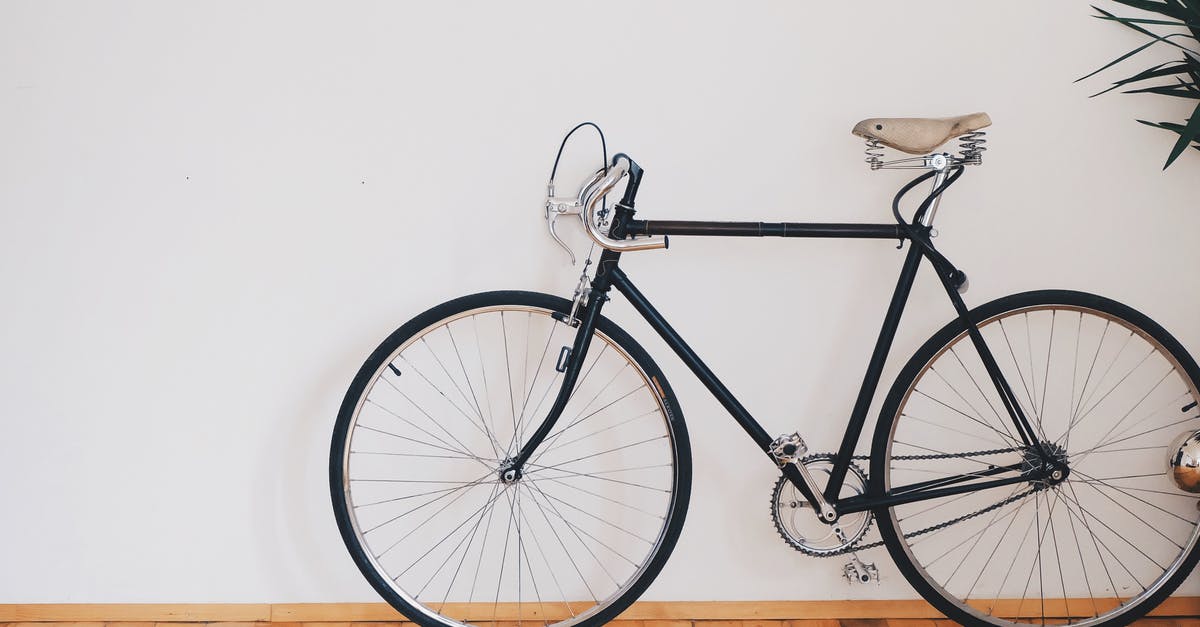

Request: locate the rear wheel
(873, 290), (1200, 627)
(331, 291), (691, 627)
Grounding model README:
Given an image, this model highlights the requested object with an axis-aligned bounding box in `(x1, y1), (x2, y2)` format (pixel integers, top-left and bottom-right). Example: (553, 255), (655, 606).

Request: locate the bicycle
(329, 114), (1200, 627)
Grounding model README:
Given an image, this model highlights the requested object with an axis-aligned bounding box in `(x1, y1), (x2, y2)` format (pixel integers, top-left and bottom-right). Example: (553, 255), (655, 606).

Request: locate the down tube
(609, 268), (832, 507)
(607, 268), (776, 449)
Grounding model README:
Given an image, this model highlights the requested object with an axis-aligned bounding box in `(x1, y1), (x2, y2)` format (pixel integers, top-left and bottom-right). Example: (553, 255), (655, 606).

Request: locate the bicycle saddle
(851, 112), (991, 154)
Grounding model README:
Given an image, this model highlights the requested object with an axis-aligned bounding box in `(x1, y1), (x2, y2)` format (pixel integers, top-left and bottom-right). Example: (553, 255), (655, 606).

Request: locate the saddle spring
(957, 131), (987, 165)
(863, 131), (987, 170)
(864, 138), (886, 170)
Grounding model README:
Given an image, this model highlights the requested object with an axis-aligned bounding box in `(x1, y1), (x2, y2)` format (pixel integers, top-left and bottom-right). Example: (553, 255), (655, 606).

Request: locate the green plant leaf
(1090, 60), (1191, 96)
(1094, 5), (1200, 54)
(1079, 6), (1200, 81)
(1179, 0), (1200, 18)
(1113, 0), (1189, 19)
(1095, 14), (1200, 26)
(1137, 119), (1200, 150)
(1176, 75), (1200, 90)
(1118, 0), (1200, 46)
(1123, 84), (1200, 96)
(1078, 37), (1167, 81)
(1163, 101), (1200, 167)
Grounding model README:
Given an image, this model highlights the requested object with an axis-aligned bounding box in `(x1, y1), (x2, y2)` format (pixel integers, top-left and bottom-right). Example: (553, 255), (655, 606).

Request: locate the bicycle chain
(781, 446), (1030, 557)
(850, 445), (1023, 463)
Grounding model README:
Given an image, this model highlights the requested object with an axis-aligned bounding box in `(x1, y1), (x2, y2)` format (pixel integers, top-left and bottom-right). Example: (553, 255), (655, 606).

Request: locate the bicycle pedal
(769, 432), (808, 464)
(843, 555), (879, 585)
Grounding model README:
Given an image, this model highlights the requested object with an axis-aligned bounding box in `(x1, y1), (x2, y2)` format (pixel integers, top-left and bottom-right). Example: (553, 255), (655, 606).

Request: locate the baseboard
(2, 599), (1199, 623)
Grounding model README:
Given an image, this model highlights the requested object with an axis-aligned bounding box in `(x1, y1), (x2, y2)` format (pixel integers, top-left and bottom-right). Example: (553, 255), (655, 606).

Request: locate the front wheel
(331, 291), (691, 627)
(873, 290), (1200, 627)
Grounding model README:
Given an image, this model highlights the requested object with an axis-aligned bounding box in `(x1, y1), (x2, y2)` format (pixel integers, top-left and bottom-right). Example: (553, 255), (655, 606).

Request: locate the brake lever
(544, 169), (607, 265)
(545, 185), (582, 265)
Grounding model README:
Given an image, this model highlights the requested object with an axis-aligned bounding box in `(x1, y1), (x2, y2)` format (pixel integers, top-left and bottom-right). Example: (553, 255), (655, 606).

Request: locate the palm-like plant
(1082, 0), (1200, 169)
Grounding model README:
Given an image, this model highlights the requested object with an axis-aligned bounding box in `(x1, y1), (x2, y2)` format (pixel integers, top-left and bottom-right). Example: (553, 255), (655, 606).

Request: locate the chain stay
(799, 446), (1028, 557)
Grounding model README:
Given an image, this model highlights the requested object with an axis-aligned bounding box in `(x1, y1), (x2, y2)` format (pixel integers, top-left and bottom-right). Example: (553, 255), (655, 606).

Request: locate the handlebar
(577, 155), (667, 253)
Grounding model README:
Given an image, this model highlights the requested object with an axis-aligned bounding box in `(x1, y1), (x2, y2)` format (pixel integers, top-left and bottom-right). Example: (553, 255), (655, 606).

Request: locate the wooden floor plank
(3, 600), (1200, 623)
(0, 607), (271, 623)
(641, 620), (691, 627)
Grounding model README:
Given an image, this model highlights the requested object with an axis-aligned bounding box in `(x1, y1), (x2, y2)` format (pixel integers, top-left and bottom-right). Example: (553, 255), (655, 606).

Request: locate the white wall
(2, 0), (1198, 603)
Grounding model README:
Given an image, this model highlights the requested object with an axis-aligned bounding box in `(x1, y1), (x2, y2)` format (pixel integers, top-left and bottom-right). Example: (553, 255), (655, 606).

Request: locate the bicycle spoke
(1071, 468), (1196, 530)
(930, 365), (1020, 444)
(535, 486), (656, 545)
(530, 434), (667, 473)
(362, 472), (493, 535)
(1039, 311), (1054, 425)
(523, 479), (600, 603)
(884, 302), (1200, 626)
(525, 481), (625, 585)
(472, 314), (500, 455)
(393, 354), (496, 455)
(1071, 319), (1109, 427)
(354, 423), (491, 464)
(998, 318), (1045, 439)
(1071, 330), (1136, 429)
(434, 481), (501, 610)
(502, 312), (519, 456)
(447, 323), (490, 433)
(1056, 484), (1101, 620)
(949, 346), (1015, 440)
(522, 464), (671, 493)
(922, 485), (1023, 571)
(544, 408), (663, 453)
(404, 482), (507, 585)
(516, 498), (578, 620)
(910, 390), (1017, 446)
(1057, 482), (1146, 592)
(527, 475), (667, 520)
(367, 394), (490, 469)
(961, 491), (1034, 605)
(514, 314), (560, 444)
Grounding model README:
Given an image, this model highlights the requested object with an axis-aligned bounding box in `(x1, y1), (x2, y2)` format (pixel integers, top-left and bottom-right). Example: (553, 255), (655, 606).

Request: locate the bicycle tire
(872, 290), (1200, 627)
(331, 290), (692, 627)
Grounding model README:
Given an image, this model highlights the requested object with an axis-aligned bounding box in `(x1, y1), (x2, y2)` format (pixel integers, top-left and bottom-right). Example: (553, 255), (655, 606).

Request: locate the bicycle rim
(877, 294), (1200, 626)
(333, 298), (686, 627)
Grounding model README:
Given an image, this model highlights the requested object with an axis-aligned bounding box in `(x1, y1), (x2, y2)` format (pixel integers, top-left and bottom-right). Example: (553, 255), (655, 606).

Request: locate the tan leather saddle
(852, 112), (991, 154)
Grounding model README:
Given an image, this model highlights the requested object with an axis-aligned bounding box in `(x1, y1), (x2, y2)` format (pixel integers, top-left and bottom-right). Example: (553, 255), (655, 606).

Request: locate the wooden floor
(0, 614), (1195, 619)
(3, 603), (1200, 626)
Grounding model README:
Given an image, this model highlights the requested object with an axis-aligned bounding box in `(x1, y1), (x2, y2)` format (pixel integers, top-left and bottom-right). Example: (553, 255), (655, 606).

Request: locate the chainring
(771, 453), (873, 557)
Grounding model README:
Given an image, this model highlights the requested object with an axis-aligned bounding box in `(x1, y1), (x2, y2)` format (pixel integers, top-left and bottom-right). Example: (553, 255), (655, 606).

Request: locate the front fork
(502, 247), (622, 480)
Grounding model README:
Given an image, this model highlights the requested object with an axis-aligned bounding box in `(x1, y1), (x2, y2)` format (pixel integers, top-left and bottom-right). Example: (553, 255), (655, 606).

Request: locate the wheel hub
(498, 458), (522, 484)
(1022, 441), (1068, 489)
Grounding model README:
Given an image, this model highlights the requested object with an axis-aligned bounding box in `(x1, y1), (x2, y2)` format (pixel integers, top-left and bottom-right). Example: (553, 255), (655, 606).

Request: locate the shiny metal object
(544, 168), (605, 264)
(864, 137), (886, 170)
(844, 554), (880, 585)
(862, 132), (987, 171)
(544, 158), (667, 257)
(1168, 429), (1200, 493)
(769, 434), (838, 522)
(957, 130), (988, 164)
(768, 431), (808, 464)
(580, 156), (668, 252)
(920, 167), (949, 228)
(772, 454), (870, 555)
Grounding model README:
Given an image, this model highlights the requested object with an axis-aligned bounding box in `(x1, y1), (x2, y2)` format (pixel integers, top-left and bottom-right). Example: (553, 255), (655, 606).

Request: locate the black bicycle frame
(508, 172), (1050, 519)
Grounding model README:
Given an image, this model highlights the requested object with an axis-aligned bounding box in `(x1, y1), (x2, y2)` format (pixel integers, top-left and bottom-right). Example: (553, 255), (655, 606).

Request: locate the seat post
(920, 163), (950, 227)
